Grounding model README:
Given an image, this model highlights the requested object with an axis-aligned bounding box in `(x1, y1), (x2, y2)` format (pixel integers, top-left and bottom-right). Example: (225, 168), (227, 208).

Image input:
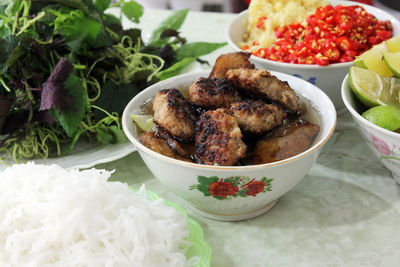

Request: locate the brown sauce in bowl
(242, 117), (319, 165)
(139, 93), (320, 166)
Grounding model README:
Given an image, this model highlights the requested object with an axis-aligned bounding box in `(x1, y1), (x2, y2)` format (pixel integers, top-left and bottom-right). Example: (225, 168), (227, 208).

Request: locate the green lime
(362, 105), (400, 131)
(353, 58), (367, 68)
(349, 66), (400, 108)
(383, 52), (400, 77)
(349, 66), (385, 107)
(386, 36), (400, 53)
(355, 42), (393, 77)
(130, 114), (154, 132)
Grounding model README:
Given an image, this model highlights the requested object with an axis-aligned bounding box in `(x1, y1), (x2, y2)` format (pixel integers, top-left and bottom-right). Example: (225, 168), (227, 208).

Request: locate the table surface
(97, 9), (400, 267)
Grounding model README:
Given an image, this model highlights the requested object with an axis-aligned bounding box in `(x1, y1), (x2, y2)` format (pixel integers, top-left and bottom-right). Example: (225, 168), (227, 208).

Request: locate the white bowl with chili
(226, 0), (400, 110)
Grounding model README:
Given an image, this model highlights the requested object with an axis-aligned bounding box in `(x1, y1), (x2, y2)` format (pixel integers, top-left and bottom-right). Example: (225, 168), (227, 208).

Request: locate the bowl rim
(225, 0), (400, 69)
(122, 70), (337, 170)
(341, 74), (400, 138)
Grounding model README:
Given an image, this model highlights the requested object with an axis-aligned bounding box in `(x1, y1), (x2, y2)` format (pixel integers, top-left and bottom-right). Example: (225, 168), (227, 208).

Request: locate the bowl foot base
(190, 200), (277, 221)
(392, 172), (400, 185)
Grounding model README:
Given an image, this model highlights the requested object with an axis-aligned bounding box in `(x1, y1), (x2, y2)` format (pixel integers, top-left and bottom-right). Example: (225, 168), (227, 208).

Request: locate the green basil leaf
(94, 81), (140, 119)
(156, 57), (195, 80)
(175, 42), (227, 61)
(52, 9), (102, 51)
(149, 9), (189, 46)
(94, 0), (111, 12)
(103, 13), (120, 26)
(0, 35), (18, 74)
(121, 1), (143, 23)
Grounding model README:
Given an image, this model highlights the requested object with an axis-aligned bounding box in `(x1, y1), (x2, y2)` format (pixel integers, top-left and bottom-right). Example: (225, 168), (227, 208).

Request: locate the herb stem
(22, 1), (30, 17)
(87, 78), (101, 102)
(73, 64), (86, 70)
(21, 0), (31, 27)
(11, 1), (25, 35)
(0, 14), (11, 23)
(0, 78), (11, 92)
(16, 11), (45, 36)
(87, 57), (105, 77)
(105, 27), (120, 41)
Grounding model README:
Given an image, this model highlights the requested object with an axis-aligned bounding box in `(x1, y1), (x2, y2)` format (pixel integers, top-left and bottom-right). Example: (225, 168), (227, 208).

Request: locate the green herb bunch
(0, 0), (225, 163)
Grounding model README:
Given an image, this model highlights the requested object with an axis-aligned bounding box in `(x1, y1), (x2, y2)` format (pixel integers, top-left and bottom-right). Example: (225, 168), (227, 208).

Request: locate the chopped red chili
(245, 4), (393, 65)
(256, 16), (268, 29)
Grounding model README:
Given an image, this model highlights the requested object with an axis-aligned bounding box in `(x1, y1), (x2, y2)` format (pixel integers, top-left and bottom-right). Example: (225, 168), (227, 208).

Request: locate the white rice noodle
(0, 163), (192, 267)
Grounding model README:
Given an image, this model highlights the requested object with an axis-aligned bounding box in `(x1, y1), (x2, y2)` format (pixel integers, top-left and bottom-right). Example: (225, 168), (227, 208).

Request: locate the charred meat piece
(195, 108), (246, 166)
(250, 119), (320, 164)
(226, 68), (301, 113)
(230, 100), (284, 134)
(209, 52), (255, 79)
(155, 124), (190, 158)
(140, 132), (192, 162)
(152, 88), (197, 141)
(189, 77), (241, 108)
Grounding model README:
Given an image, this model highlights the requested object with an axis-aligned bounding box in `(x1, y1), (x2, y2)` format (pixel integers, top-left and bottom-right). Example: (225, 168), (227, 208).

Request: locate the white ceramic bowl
(341, 75), (400, 184)
(226, 0), (400, 111)
(122, 70), (336, 221)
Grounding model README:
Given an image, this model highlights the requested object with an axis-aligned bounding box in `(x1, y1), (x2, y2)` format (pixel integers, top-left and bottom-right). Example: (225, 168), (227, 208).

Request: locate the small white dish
(341, 75), (400, 184)
(0, 142), (136, 171)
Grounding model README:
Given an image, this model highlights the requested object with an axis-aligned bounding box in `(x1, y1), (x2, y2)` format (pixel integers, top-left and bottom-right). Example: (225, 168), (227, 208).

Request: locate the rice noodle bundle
(0, 163), (192, 267)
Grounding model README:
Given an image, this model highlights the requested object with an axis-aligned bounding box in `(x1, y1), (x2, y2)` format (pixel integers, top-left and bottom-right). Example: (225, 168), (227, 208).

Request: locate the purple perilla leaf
(33, 111), (56, 125)
(40, 58), (75, 111)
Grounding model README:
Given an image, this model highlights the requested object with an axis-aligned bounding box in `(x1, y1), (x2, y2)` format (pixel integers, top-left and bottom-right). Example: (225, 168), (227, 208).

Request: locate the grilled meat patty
(189, 77), (241, 108)
(226, 68), (301, 113)
(152, 88), (197, 141)
(195, 108), (246, 166)
(230, 99), (284, 134)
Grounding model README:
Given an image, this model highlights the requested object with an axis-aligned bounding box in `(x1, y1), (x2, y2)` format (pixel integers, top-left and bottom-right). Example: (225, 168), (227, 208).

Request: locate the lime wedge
(349, 66), (385, 107)
(349, 66), (400, 107)
(356, 42), (393, 77)
(130, 114), (154, 132)
(379, 77), (400, 106)
(354, 59), (367, 68)
(386, 36), (400, 52)
(362, 105), (400, 131)
(383, 52), (400, 77)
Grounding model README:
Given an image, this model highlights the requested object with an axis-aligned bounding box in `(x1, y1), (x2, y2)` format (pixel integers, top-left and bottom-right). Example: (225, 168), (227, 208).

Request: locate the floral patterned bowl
(225, 0), (400, 111)
(122, 70), (337, 221)
(341, 75), (400, 184)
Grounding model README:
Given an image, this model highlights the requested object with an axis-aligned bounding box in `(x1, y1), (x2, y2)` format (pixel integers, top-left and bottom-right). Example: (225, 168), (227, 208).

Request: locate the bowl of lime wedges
(342, 36), (400, 184)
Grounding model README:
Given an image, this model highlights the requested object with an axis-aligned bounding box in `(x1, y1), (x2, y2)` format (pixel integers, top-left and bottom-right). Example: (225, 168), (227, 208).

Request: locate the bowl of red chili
(226, 0), (400, 110)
